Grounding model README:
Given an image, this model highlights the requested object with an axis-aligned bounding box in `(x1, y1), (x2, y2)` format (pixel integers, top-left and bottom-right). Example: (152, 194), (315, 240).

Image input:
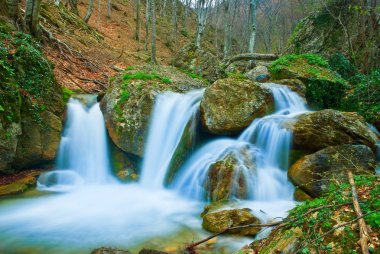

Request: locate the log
(348, 170), (371, 254)
(223, 53), (278, 67)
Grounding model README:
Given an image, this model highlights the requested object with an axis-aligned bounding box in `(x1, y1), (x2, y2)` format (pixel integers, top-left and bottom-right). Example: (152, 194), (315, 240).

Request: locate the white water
(0, 86), (309, 253)
(38, 96), (116, 191)
(140, 90), (204, 188)
(173, 84), (309, 202)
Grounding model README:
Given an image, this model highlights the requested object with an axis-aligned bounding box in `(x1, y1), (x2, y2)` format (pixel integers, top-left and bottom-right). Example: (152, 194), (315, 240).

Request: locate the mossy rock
(100, 65), (206, 157)
(200, 77), (274, 135)
(269, 54), (348, 109)
(0, 22), (64, 172)
(289, 109), (379, 153)
(202, 208), (261, 236)
(289, 145), (376, 197)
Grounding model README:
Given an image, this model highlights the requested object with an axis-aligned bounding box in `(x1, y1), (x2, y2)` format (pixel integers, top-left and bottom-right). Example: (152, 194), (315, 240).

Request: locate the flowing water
(173, 84), (309, 202)
(0, 85), (309, 253)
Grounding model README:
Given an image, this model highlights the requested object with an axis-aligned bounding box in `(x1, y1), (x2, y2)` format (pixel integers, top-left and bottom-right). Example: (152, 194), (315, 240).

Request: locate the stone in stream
(91, 247), (132, 254)
(202, 208), (261, 236)
(138, 249), (169, 254)
(289, 109), (379, 153)
(288, 145), (376, 197)
(200, 77), (274, 135)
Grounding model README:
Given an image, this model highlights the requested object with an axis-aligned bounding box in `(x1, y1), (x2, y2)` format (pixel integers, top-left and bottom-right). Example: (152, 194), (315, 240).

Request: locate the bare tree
(135, 0), (141, 41)
(83, 0), (95, 23)
(171, 0), (178, 43)
(248, 0), (257, 53)
(144, 0), (150, 51)
(107, 0), (111, 19)
(68, 0), (79, 15)
(151, 0), (157, 64)
(24, 0), (42, 37)
(195, 0), (213, 49)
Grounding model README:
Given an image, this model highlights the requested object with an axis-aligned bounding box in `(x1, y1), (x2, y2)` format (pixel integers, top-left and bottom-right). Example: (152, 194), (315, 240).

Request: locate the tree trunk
(171, 0), (177, 44)
(151, 0), (157, 64)
(248, 0), (257, 53)
(144, 0), (150, 51)
(5, 0), (21, 25)
(24, 0), (42, 37)
(195, 7), (207, 49)
(135, 0), (141, 41)
(107, 0), (111, 19)
(68, 0), (79, 15)
(223, 0), (232, 59)
(223, 53), (278, 67)
(83, 0), (94, 23)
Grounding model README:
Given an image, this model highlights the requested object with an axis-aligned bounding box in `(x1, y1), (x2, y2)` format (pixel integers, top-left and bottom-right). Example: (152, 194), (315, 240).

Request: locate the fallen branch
(348, 170), (371, 254)
(75, 77), (107, 88)
(223, 53), (278, 68)
(185, 202), (353, 252)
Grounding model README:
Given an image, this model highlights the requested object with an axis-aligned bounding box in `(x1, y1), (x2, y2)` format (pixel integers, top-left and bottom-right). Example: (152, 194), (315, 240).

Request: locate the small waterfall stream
(173, 84), (309, 201)
(140, 90), (203, 188)
(0, 85), (311, 253)
(38, 96), (116, 191)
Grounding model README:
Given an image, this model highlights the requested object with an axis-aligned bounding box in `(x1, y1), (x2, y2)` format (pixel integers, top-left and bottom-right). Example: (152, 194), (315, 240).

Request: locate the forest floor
(41, 0), (197, 93)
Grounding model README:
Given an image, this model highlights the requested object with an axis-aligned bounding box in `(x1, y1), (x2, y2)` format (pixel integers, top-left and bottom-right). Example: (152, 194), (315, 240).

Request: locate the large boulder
(205, 149), (256, 201)
(289, 109), (379, 153)
(100, 65), (206, 157)
(200, 77), (274, 135)
(288, 145), (376, 197)
(173, 43), (226, 83)
(287, 2), (380, 71)
(271, 79), (306, 97)
(202, 208), (261, 236)
(91, 247), (132, 254)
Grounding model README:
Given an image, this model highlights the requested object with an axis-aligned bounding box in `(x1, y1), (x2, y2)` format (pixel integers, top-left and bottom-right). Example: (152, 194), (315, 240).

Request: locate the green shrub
(328, 52), (358, 81)
(342, 69), (380, 124)
(269, 54), (329, 74)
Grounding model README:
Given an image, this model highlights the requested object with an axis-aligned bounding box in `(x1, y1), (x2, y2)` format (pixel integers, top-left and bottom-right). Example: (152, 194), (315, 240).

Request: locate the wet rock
(288, 145), (376, 197)
(138, 249), (168, 254)
(272, 79), (306, 97)
(100, 65), (206, 157)
(0, 170), (41, 197)
(91, 247), (132, 254)
(245, 66), (270, 83)
(202, 208), (261, 236)
(290, 109), (379, 153)
(293, 188), (312, 201)
(173, 43), (225, 83)
(205, 149), (256, 201)
(200, 77), (274, 135)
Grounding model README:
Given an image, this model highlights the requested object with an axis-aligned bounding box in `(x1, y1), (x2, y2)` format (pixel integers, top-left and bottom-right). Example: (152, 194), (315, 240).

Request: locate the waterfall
(38, 96), (115, 191)
(140, 90), (204, 189)
(173, 84), (309, 201)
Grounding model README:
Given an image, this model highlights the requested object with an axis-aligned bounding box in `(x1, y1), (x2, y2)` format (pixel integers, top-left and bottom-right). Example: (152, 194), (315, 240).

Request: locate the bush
(328, 52), (358, 81)
(342, 69), (380, 125)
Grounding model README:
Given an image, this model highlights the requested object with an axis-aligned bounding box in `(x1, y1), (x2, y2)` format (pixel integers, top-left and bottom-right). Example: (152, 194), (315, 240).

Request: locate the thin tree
(24, 0), (42, 37)
(195, 0), (212, 49)
(83, 0), (95, 23)
(144, 0), (150, 51)
(135, 0), (141, 41)
(171, 0), (178, 44)
(248, 0), (257, 53)
(107, 0), (111, 19)
(68, 0), (79, 15)
(151, 0), (157, 64)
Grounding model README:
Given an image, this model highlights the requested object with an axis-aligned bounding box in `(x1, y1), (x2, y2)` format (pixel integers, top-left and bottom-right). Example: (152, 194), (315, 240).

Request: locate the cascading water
(140, 90), (204, 188)
(38, 96), (116, 190)
(173, 84), (309, 201)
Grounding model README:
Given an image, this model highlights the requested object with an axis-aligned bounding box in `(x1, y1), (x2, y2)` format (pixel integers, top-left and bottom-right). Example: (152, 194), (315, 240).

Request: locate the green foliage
(123, 71), (172, 83)
(306, 78), (347, 109)
(226, 72), (247, 80)
(269, 54), (329, 74)
(179, 68), (207, 82)
(0, 27), (62, 126)
(284, 175), (380, 253)
(62, 87), (74, 102)
(341, 69), (380, 124)
(328, 52), (359, 81)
